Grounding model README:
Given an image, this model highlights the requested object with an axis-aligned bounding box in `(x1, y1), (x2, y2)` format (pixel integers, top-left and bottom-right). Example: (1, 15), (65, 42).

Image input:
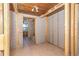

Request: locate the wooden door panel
(0, 35), (4, 50)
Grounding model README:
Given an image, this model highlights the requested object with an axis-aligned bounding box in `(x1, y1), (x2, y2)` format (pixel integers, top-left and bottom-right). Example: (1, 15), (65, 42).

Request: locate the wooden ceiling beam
(20, 3), (56, 10)
(40, 3), (64, 17)
(10, 3), (58, 16)
(18, 4), (47, 16)
(13, 4), (18, 12)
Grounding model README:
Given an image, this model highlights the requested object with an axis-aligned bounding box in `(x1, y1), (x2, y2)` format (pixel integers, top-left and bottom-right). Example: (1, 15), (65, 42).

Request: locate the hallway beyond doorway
(23, 37), (35, 47)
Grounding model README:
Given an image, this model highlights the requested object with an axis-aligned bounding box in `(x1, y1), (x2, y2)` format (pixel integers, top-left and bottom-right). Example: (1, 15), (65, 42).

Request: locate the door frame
(74, 3), (78, 56)
(3, 3), (10, 56)
(22, 15), (37, 44)
(46, 3), (77, 56)
(46, 4), (71, 56)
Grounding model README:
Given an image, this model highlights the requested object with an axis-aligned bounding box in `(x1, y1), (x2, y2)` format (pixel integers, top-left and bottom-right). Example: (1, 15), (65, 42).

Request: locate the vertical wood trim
(35, 17), (39, 44)
(0, 4), (4, 51)
(4, 3), (10, 56)
(57, 12), (59, 47)
(27, 18), (29, 38)
(75, 4), (78, 56)
(34, 18), (37, 44)
(64, 4), (71, 56)
(71, 4), (75, 56)
(45, 17), (48, 42)
(13, 4), (19, 48)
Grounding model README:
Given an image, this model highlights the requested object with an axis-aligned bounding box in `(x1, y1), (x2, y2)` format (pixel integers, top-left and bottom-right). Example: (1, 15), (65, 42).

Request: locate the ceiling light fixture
(32, 6), (39, 12)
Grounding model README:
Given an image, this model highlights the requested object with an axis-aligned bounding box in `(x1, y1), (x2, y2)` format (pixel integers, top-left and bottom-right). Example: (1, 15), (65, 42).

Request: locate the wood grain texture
(75, 4), (78, 56)
(0, 4), (4, 51)
(64, 4), (71, 56)
(41, 3), (64, 17)
(10, 3), (58, 16)
(71, 4), (75, 56)
(4, 3), (10, 56)
(45, 17), (49, 42)
(0, 35), (4, 50)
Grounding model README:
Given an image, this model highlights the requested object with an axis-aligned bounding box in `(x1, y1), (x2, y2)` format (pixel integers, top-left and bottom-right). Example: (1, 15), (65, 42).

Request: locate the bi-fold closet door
(48, 12), (58, 45)
(48, 10), (65, 49)
(48, 15), (54, 44)
(58, 10), (65, 49)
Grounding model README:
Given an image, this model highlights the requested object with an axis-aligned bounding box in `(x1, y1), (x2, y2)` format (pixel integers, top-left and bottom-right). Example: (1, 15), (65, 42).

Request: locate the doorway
(23, 17), (35, 47)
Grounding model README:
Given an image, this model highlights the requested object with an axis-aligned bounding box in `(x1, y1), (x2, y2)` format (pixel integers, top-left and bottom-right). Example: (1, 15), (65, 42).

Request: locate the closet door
(48, 15), (53, 43)
(53, 13), (58, 46)
(48, 17), (50, 43)
(58, 10), (65, 49)
(41, 18), (46, 43)
(48, 16), (52, 43)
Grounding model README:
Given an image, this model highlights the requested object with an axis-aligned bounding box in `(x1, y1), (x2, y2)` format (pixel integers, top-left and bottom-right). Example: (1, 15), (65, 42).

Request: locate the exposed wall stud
(45, 17), (49, 42)
(64, 4), (71, 56)
(71, 3), (75, 56)
(74, 4), (78, 56)
(4, 3), (10, 56)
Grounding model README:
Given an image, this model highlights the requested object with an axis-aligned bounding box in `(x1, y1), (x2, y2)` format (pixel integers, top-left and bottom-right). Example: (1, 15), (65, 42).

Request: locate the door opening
(23, 17), (35, 47)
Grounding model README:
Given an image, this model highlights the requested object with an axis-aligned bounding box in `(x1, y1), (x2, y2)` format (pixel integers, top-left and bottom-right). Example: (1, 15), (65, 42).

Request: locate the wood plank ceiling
(10, 3), (58, 16)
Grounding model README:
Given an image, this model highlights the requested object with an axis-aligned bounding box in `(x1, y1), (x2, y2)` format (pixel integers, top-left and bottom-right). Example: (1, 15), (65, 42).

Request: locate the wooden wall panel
(0, 35), (4, 50)
(77, 4), (79, 55)
(71, 4), (75, 56)
(74, 4), (78, 56)
(45, 17), (49, 42)
(48, 17), (50, 43)
(0, 4), (4, 51)
(4, 3), (10, 56)
(0, 8), (3, 34)
(64, 4), (71, 56)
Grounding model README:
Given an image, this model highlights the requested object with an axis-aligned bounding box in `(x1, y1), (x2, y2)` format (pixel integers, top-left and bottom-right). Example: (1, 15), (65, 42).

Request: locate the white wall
(10, 11), (46, 48)
(48, 10), (65, 49)
(35, 17), (46, 44)
(52, 13), (58, 46)
(17, 14), (23, 48)
(10, 11), (16, 48)
(10, 11), (23, 48)
(48, 15), (54, 43)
